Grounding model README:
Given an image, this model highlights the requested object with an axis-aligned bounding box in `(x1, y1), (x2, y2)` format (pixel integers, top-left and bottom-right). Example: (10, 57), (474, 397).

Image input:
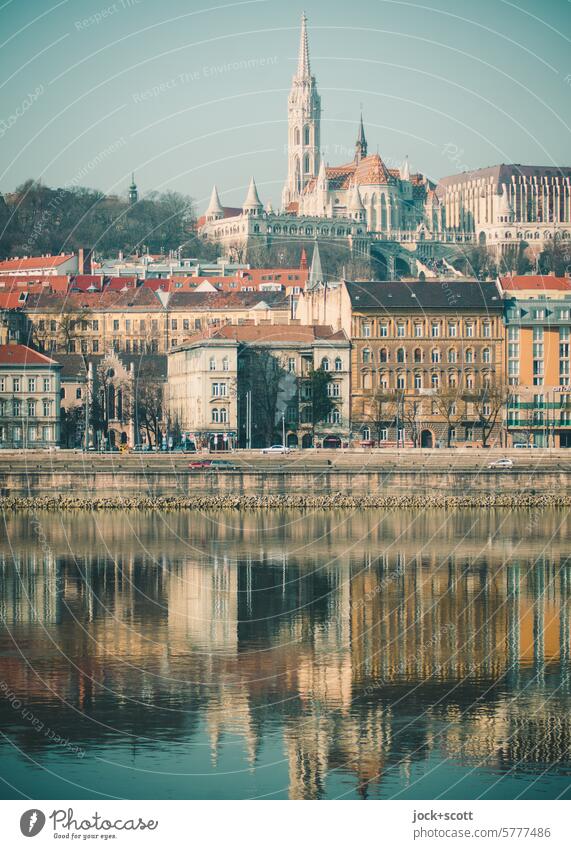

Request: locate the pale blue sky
(1, 0), (570, 213)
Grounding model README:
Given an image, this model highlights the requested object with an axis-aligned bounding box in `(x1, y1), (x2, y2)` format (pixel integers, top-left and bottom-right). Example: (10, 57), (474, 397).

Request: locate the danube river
(1, 508), (570, 800)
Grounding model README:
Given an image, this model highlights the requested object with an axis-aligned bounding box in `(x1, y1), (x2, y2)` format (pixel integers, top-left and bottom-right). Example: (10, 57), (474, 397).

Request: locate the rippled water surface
(1, 508), (571, 800)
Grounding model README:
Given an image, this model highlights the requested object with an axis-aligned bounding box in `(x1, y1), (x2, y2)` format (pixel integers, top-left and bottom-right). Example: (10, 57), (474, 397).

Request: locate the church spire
(355, 113), (367, 163)
(129, 172), (138, 205)
(297, 12), (311, 79)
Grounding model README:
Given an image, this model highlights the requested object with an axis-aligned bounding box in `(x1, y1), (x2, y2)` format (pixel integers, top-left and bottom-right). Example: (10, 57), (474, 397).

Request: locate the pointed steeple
(129, 172), (138, 205)
(205, 184), (224, 220)
(296, 12), (311, 79)
(242, 176), (263, 215)
(308, 241), (323, 289)
(400, 155), (410, 181)
(317, 158), (327, 187)
(355, 113), (367, 163)
(300, 247), (308, 269)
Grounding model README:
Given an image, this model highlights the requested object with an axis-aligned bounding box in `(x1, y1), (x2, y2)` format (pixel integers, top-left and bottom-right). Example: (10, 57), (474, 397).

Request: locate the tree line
(0, 179), (220, 260)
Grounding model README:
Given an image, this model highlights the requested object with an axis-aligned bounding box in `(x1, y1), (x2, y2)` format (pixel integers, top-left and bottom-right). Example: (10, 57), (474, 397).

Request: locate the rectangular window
(448, 323), (457, 337)
(13, 377), (20, 392)
(465, 323), (473, 338)
(172, 319), (178, 330)
(27, 378), (36, 392)
(43, 400), (51, 417)
(288, 357), (296, 373)
(431, 323), (440, 337)
(42, 425), (51, 442)
(532, 309), (545, 320)
(43, 377), (50, 392)
(93, 340), (99, 352)
(380, 428), (388, 442)
(533, 326), (544, 341)
(92, 320), (99, 331)
(414, 324), (423, 337)
(482, 323), (491, 338)
(113, 320), (119, 331)
(414, 374), (422, 389)
(125, 320), (131, 332)
(397, 323), (405, 337)
(380, 323), (388, 337)
(0, 378), (4, 391)
(76, 388), (82, 400)
(362, 323), (371, 338)
(508, 326), (520, 341)
(183, 319), (190, 331)
(13, 399), (21, 416)
(558, 308), (570, 320)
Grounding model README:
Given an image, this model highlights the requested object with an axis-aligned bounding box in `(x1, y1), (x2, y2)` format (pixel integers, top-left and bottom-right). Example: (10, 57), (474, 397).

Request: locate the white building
(0, 344), (61, 448)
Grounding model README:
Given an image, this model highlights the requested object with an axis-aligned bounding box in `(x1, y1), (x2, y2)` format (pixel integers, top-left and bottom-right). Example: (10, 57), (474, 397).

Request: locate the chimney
(78, 248), (93, 275)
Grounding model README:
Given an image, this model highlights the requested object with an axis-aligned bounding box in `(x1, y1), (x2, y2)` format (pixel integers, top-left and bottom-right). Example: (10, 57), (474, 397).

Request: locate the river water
(1, 508), (570, 800)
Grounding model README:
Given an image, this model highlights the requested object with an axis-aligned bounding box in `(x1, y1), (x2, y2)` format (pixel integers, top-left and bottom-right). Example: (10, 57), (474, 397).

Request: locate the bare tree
(465, 381), (507, 447)
(362, 389), (397, 445)
(433, 387), (464, 447)
(402, 398), (423, 448)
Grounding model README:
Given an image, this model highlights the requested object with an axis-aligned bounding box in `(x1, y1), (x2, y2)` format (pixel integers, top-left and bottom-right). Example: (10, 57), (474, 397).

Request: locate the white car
(488, 458), (514, 469)
(262, 445), (290, 454)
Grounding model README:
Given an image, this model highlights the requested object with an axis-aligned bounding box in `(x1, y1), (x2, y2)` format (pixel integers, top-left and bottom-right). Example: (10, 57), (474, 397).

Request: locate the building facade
(500, 275), (571, 447)
(300, 280), (506, 447)
(437, 165), (571, 254)
(0, 344), (61, 448)
(167, 324), (351, 449)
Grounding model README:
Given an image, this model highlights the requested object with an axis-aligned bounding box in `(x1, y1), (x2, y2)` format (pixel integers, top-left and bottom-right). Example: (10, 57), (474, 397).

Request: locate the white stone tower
(281, 13), (321, 210)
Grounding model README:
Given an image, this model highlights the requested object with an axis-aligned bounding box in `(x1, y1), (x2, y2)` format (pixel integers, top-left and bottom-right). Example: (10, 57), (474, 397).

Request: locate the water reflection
(0, 509), (570, 799)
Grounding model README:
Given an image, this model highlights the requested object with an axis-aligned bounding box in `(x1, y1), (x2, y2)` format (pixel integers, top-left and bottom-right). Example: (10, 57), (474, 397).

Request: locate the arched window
(448, 348), (457, 363)
(465, 348), (474, 364)
(431, 348), (440, 363)
(294, 127), (300, 146)
(321, 357), (330, 371)
(449, 372), (457, 388)
(334, 357), (342, 372)
(379, 348), (388, 363)
(362, 348), (371, 364)
(396, 347), (405, 363)
(219, 408), (228, 423)
(431, 373), (439, 390)
(304, 154), (310, 174)
(413, 347), (422, 363)
(209, 356), (216, 371)
(222, 357), (229, 371)
(303, 125), (310, 145)
(211, 408), (219, 423)
(483, 347), (491, 363)
(362, 427), (371, 441)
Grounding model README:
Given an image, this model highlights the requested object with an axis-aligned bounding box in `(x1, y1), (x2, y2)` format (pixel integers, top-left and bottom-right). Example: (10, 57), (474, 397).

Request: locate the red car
(188, 459), (213, 469)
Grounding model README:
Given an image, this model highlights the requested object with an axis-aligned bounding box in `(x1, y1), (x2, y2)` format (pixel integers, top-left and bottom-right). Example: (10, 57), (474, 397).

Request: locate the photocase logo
(19, 810), (46, 837)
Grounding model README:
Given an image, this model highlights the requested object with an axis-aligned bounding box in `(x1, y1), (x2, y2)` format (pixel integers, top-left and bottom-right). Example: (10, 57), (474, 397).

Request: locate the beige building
(167, 324), (351, 449)
(300, 280), (506, 447)
(0, 343), (61, 448)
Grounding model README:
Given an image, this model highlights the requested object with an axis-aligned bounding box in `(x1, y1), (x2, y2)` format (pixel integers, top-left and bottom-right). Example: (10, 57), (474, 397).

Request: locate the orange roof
(0, 344), (59, 366)
(0, 255), (74, 272)
(0, 292), (28, 309)
(179, 323), (348, 346)
(499, 275), (571, 292)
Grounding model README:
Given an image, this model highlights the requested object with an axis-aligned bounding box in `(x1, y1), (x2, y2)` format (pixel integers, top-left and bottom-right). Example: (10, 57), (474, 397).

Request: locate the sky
(0, 0), (570, 213)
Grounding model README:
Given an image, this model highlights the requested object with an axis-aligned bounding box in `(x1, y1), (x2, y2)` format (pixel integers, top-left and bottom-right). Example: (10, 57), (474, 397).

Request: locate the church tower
(282, 14), (321, 210)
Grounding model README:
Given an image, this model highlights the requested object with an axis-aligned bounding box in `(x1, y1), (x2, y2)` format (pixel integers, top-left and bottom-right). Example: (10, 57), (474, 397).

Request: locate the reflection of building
(500, 275), (571, 447)
(167, 324), (350, 448)
(2, 510), (571, 799)
(0, 343), (61, 447)
(300, 280), (505, 447)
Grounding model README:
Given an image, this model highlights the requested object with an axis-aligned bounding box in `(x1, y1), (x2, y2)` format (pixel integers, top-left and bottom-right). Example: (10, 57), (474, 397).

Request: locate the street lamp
(282, 410), (286, 448)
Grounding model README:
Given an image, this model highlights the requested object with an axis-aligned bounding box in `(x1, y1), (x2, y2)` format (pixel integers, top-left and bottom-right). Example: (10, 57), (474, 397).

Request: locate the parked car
(512, 442), (533, 449)
(189, 459), (213, 469)
(488, 458), (514, 469)
(209, 459), (237, 470)
(261, 445), (290, 454)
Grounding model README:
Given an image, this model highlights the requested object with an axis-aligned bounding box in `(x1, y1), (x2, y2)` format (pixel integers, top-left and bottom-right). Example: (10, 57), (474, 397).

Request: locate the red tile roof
(0, 344), (59, 366)
(499, 275), (571, 292)
(180, 324), (347, 346)
(0, 255), (74, 272)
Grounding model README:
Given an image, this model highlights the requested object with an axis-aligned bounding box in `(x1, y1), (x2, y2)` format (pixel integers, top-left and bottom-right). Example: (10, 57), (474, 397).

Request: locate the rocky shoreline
(2, 493), (571, 510)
